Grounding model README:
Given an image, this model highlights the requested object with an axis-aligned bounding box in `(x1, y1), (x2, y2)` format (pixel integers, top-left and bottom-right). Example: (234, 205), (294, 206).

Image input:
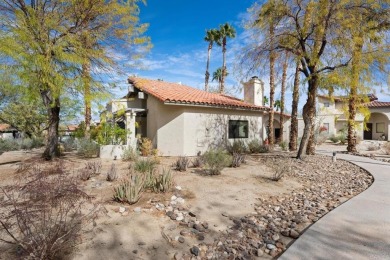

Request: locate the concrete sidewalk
(279, 152), (390, 260)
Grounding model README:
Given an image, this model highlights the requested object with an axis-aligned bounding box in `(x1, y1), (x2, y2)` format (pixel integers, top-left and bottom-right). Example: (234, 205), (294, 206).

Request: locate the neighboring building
(104, 77), (290, 156)
(0, 124), (19, 139)
(317, 94), (390, 141)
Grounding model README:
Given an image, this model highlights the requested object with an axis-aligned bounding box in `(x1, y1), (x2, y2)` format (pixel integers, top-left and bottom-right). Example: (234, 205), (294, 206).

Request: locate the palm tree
(274, 100), (281, 111)
(212, 67), (226, 91)
(280, 51), (288, 142)
(263, 96), (269, 105)
(204, 29), (219, 92)
(289, 60), (300, 151)
(216, 23), (236, 94)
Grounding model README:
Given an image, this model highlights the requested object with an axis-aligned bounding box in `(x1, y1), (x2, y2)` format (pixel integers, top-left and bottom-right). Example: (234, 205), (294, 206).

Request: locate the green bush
(122, 146), (139, 161)
(77, 138), (100, 158)
(202, 149), (232, 175)
(0, 139), (20, 155)
(259, 144), (270, 153)
(113, 174), (144, 204)
(62, 137), (76, 152)
(227, 140), (248, 154)
(329, 135), (339, 143)
(279, 141), (288, 151)
(134, 158), (156, 173)
(152, 168), (173, 193)
(247, 139), (262, 153)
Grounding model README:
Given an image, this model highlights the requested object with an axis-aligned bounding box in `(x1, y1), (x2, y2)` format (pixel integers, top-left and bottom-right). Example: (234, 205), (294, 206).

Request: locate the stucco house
(0, 124), (19, 139)
(104, 77), (290, 156)
(317, 94), (390, 141)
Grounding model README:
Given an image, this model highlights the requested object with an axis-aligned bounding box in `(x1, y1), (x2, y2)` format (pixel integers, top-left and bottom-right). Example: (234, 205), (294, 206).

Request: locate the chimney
(243, 76), (264, 106)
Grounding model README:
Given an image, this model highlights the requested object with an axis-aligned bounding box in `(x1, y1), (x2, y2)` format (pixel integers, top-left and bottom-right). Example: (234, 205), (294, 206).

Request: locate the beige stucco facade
(146, 96), (265, 156)
(317, 96), (390, 141)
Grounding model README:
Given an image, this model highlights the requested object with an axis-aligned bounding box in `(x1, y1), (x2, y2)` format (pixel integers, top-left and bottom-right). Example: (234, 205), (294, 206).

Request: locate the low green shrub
(0, 139), (20, 154)
(247, 139), (262, 153)
(227, 140), (248, 154)
(259, 144), (270, 153)
(122, 146), (139, 161)
(77, 138), (99, 158)
(113, 174), (144, 204)
(329, 135), (339, 143)
(279, 141), (288, 151)
(134, 158), (156, 173)
(152, 168), (173, 193)
(62, 137), (76, 152)
(202, 149), (232, 175)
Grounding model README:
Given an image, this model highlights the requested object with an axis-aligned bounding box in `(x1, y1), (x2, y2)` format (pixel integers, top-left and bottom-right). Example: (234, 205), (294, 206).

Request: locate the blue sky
(109, 0), (390, 113)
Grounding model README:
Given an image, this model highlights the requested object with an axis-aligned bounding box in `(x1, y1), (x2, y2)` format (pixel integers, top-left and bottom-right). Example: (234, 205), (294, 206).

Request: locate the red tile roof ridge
(366, 100), (390, 108)
(128, 77), (270, 111)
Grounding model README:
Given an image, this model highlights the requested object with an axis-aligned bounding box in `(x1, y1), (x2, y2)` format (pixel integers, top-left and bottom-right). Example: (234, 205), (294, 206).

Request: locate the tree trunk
(347, 35), (363, 153)
(306, 92), (317, 155)
(41, 91), (60, 160)
(289, 61), (300, 151)
(83, 62), (91, 139)
(268, 23), (275, 146)
(220, 38), (226, 94)
(205, 44), (212, 92)
(297, 75), (318, 159)
(280, 51), (288, 143)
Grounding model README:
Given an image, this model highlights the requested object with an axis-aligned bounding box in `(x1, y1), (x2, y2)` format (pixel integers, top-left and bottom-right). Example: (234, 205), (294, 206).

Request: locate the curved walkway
(279, 151), (390, 260)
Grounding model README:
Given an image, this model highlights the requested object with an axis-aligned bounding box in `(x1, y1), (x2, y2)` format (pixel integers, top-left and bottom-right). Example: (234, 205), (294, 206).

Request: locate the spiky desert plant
(113, 174), (145, 204)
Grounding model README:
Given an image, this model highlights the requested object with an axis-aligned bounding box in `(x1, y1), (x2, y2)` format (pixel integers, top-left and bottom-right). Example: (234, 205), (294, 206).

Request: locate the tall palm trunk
(268, 22), (275, 146)
(220, 38), (227, 94)
(347, 33), (363, 152)
(297, 74), (318, 159)
(289, 61), (300, 151)
(83, 62), (91, 138)
(41, 90), (60, 160)
(205, 43), (212, 92)
(280, 51), (288, 143)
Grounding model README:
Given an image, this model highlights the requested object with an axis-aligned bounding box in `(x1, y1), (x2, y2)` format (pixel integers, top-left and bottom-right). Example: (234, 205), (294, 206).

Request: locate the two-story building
(317, 94), (390, 141)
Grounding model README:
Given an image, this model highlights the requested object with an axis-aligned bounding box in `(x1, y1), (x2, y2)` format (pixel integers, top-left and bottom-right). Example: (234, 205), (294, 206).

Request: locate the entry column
(125, 111), (137, 149)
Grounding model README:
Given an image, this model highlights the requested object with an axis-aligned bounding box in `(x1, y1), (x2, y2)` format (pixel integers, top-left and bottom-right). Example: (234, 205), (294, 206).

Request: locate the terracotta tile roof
(366, 101), (390, 108)
(67, 125), (78, 131)
(128, 77), (269, 111)
(318, 94), (378, 102)
(0, 124), (13, 131)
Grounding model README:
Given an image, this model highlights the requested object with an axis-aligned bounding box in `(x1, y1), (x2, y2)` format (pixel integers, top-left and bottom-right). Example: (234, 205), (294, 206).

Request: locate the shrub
(383, 142), (390, 155)
(231, 153), (246, 168)
(113, 174), (144, 204)
(0, 163), (97, 259)
(86, 161), (102, 175)
(259, 144), (271, 153)
(269, 161), (291, 181)
(279, 141), (288, 151)
(134, 158), (156, 173)
(77, 138), (100, 157)
(247, 139), (262, 153)
(152, 168), (174, 193)
(175, 156), (190, 171)
(329, 135), (339, 143)
(338, 133), (347, 144)
(0, 139), (20, 155)
(192, 155), (204, 168)
(122, 146), (139, 161)
(106, 163), (118, 182)
(140, 137), (153, 156)
(227, 140), (248, 154)
(78, 167), (92, 181)
(202, 149), (232, 175)
(62, 137), (76, 152)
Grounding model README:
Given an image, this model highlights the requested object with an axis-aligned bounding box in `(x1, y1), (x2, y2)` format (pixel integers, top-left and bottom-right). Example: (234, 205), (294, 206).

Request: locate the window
(228, 120), (248, 139)
(376, 122), (385, 133)
(324, 102), (330, 108)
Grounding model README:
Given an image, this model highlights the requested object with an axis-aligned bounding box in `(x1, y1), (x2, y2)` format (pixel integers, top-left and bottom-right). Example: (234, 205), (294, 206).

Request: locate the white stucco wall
(146, 96), (266, 156)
